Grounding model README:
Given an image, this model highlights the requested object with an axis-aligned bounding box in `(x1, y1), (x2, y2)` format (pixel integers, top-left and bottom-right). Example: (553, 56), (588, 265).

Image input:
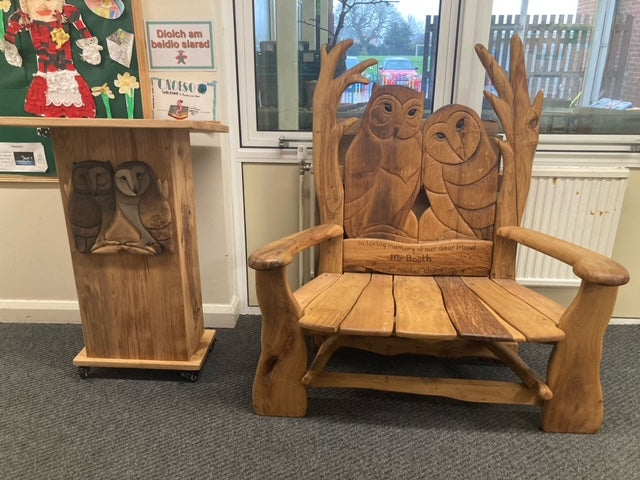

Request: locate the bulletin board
(0, 0), (150, 180)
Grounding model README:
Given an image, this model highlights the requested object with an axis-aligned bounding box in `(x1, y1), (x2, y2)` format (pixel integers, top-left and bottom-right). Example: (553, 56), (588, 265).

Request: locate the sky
(395, 0), (580, 19)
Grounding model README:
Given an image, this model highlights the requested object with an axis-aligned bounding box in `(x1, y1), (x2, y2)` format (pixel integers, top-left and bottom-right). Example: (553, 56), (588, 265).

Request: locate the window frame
(453, 0), (640, 156)
(235, 0), (640, 156)
(234, 0), (460, 148)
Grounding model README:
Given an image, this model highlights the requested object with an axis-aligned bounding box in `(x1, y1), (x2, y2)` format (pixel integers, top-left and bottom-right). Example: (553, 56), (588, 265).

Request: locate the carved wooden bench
(248, 36), (629, 433)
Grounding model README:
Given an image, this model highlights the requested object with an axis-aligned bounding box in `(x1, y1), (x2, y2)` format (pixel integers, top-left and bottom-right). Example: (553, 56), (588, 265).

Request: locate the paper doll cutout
(84, 0), (124, 20)
(106, 28), (133, 67)
(3, 0), (103, 117)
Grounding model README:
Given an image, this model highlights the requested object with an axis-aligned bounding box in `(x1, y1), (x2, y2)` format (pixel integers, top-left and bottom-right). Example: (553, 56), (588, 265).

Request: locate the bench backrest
(312, 36), (542, 279)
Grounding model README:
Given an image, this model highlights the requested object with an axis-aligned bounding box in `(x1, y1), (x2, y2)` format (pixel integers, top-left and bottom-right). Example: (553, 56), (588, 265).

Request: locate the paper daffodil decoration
(114, 72), (139, 119)
(91, 83), (115, 118)
(0, 0), (12, 44)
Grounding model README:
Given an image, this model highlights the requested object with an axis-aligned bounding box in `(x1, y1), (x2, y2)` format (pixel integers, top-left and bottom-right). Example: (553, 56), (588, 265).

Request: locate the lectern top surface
(0, 117), (229, 133)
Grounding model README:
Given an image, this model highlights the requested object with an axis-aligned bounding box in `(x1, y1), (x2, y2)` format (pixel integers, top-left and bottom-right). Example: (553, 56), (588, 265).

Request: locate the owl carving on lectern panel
(344, 84), (424, 242)
(67, 161), (115, 253)
(97, 161), (172, 255)
(419, 104), (499, 241)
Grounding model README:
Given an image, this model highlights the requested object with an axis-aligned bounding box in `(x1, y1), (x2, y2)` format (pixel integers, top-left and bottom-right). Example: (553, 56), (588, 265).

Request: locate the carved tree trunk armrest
(497, 226), (629, 286)
(248, 224), (344, 271)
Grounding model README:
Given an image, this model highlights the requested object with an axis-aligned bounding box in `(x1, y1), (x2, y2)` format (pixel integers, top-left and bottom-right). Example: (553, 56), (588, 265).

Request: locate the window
(237, 0), (448, 146)
(236, 0), (640, 150)
(483, 0), (640, 141)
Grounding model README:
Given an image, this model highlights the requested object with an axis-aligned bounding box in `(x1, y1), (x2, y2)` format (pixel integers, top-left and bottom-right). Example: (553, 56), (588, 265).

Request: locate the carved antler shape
(475, 35), (543, 228)
(313, 39), (376, 227)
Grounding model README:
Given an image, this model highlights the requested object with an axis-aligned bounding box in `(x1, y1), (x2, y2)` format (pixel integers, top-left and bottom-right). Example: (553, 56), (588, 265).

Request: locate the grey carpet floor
(1, 316), (638, 480)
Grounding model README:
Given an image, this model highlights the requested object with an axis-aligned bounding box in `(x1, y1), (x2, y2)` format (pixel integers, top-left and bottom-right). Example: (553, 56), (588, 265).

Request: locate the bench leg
(252, 268), (308, 417)
(541, 283), (618, 433)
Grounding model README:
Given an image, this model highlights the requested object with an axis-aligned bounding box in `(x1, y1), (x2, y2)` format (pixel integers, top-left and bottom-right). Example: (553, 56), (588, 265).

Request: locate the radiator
(516, 166), (629, 286)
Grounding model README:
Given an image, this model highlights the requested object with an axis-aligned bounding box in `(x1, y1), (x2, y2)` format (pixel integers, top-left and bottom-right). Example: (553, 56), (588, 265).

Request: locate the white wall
(0, 0), (239, 327)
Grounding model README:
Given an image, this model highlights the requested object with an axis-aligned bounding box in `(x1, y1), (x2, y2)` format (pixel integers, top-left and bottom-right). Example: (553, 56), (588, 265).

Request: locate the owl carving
(67, 161), (115, 253)
(344, 84), (424, 242)
(419, 105), (499, 241)
(97, 161), (172, 255)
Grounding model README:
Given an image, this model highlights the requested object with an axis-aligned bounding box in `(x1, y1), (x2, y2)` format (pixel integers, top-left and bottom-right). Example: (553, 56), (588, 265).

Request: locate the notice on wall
(151, 77), (217, 121)
(146, 21), (215, 70)
(0, 142), (48, 173)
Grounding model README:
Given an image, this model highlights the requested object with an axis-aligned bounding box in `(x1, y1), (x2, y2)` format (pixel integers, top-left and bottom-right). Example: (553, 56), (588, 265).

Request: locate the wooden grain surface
(299, 273), (371, 333)
(462, 277), (565, 342)
(498, 226), (629, 286)
(0, 116), (229, 132)
(394, 276), (457, 339)
(313, 40), (375, 273)
(343, 238), (492, 276)
(295, 273), (567, 343)
(73, 329), (215, 370)
(253, 267), (308, 417)
(435, 277), (514, 341)
(343, 85), (423, 241)
(294, 273), (341, 311)
(420, 104), (499, 241)
(309, 372), (541, 405)
(542, 283), (619, 433)
(53, 127), (204, 360)
(249, 224), (343, 270)
(492, 278), (565, 324)
(340, 274), (395, 336)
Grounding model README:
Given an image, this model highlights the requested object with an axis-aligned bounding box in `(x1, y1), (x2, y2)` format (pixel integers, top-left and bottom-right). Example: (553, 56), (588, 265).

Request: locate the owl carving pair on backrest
(67, 160), (172, 255)
(343, 84), (499, 243)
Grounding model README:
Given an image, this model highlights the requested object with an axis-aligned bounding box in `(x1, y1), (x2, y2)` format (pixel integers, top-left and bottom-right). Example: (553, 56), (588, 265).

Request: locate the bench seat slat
(340, 274), (395, 336)
(462, 277), (566, 342)
(294, 273), (342, 311)
(492, 279), (565, 325)
(299, 273), (371, 333)
(435, 277), (515, 341)
(475, 298), (527, 342)
(394, 276), (458, 340)
(298, 273), (565, 344)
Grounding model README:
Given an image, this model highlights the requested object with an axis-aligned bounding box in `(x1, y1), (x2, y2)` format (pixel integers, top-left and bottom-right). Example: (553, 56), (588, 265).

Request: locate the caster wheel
(180, 371), (199, 382)
(78, 366), (91, 379)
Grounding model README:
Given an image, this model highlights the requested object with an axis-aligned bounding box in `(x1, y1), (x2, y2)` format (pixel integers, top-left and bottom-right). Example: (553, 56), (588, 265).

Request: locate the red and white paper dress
(3, 4), (102, 117)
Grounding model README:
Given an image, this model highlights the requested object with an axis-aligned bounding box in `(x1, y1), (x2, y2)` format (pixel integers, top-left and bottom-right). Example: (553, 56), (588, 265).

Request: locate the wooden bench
(248, 35), (629, 433)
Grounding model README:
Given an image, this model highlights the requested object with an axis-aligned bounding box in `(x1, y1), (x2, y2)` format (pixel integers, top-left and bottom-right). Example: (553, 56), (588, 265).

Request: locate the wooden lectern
(0, 117), (229, 379)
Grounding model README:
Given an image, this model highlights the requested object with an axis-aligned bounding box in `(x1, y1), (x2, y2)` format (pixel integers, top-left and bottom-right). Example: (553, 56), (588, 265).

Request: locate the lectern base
(73, 329), (216, 372)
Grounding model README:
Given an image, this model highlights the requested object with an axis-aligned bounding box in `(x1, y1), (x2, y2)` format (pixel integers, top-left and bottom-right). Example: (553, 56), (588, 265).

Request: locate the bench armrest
(497, 226), (629, 286)
(248, 223), (344, 271)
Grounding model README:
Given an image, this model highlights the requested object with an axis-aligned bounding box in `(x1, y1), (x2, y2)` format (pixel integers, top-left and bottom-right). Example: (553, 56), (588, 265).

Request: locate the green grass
(351, 55), (426, 76)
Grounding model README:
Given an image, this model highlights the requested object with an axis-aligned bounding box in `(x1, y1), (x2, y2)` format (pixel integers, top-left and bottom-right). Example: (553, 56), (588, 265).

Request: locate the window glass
(253, 0), (441, 132)
(483, 0), (640, 135)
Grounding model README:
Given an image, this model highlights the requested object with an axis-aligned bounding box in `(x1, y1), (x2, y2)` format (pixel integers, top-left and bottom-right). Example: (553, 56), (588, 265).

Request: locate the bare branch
(475, 34), (544, 229)
(313, 39), (378, 234)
